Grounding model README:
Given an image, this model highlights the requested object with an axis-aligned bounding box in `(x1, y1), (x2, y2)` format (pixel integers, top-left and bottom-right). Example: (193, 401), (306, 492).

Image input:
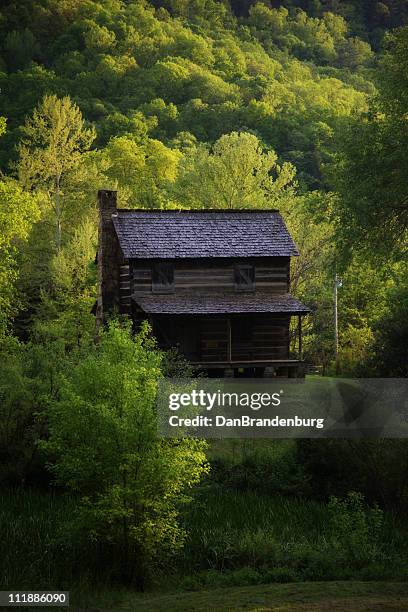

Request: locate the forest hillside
(0, 0), (407, 373)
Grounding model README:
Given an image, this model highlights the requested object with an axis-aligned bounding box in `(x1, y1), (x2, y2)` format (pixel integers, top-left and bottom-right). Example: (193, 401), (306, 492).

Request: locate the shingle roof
(112, 210), (299, 259)
(133, 292), (310, 315)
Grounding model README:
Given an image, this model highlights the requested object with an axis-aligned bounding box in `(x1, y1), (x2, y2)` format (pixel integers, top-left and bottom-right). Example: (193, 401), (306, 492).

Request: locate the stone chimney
(96, 189), (121, 325)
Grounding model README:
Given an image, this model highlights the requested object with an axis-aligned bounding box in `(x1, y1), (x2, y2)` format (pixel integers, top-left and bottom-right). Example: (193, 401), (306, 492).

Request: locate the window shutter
(152, 262), (174, 293)
(234, 264), (255, 291)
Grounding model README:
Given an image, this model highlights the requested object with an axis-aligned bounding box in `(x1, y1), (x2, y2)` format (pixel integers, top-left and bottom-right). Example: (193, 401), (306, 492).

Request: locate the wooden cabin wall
(148, 314), (290, 363)
(130, 257), (290, 295)
(231, 314), (290, 361)
(199, 317), (229, 362)
(119, 262), (131, 314)
(199, 314), (290, 362)
(151, 315), (202, 360)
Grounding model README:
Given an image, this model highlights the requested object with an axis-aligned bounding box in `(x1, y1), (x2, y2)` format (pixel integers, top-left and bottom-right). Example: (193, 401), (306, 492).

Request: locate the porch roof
(133, 292), (310, 315)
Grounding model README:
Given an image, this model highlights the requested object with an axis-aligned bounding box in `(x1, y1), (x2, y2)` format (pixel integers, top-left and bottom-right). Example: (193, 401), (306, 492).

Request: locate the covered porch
(133, 293), (309, 378)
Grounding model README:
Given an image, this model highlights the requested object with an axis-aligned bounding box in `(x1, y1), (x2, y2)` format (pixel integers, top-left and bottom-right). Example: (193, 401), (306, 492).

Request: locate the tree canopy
(0, 0), (406, 374)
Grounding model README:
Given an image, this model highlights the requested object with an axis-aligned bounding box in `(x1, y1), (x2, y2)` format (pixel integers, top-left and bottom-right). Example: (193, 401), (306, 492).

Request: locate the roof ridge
(116, 208), (281, 213)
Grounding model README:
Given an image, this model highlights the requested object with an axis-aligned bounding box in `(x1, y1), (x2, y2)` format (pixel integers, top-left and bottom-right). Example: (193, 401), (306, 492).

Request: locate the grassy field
(82, 581), (408, 611)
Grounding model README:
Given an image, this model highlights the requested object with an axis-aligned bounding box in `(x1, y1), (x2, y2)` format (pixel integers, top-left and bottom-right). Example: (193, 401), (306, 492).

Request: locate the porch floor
(190, 359), (303, 369)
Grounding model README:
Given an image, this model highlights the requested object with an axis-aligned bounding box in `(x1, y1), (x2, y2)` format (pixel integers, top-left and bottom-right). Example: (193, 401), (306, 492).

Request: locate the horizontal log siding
(199, 317), (228, 361)
(119, 262), (131, 314)
(131, 257), (289, 295)
(232, 315), (290, 361)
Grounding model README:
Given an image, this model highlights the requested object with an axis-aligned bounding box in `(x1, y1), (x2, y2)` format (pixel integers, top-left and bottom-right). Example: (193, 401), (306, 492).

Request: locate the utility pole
(334, 274), (342, 375)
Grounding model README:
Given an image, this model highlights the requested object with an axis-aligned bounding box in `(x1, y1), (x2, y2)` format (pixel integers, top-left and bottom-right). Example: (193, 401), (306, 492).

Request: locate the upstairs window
(152, 262), (174, 293)
(234, 263), (255, 292)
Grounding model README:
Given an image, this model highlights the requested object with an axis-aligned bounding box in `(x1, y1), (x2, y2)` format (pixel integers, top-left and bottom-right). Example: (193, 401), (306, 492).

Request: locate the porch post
(227, 317), (232, 362)
(298, 314), (303, 360)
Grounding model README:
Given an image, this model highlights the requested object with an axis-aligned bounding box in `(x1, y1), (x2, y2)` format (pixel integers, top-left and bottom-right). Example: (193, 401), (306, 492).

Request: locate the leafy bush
(40, 320), (209, 586)
(0, 339), (37, 484)
(328, 491), (384, 566)
(0, 334), (69, 486)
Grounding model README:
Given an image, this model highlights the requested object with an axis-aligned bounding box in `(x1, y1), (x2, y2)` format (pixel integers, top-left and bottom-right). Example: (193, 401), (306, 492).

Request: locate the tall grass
(0, 489), (123, 590)
(1, 486), (407, 593)
(207, 439), (308, 495)
(0, 489), (70, 589)
(179, 486), (408, 585)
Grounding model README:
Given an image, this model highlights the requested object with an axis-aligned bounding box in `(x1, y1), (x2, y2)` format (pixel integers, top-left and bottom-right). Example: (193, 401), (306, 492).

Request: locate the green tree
(0, 154), (40, 334)
(33, 218), (98, 349)
(336, 36), (373, 68)
(102, 135), (182, 207)
(369, 276), (408, 376)
(330, 26), (408, 260)
(175, 131), (296, 209)
(4, 28), (41, 71)
(41, 321), (208, 584)
(17, 95), (96, 252)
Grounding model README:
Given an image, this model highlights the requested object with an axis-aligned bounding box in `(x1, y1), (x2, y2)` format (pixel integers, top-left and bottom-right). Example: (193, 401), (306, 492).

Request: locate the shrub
(328, 491), (384, 566)
(0, 335), (66, 486)
(41, 320), (209, 586)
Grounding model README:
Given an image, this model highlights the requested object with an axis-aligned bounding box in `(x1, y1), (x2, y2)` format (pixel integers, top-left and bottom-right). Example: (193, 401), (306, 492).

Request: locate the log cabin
(96, 189), (310, 377)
